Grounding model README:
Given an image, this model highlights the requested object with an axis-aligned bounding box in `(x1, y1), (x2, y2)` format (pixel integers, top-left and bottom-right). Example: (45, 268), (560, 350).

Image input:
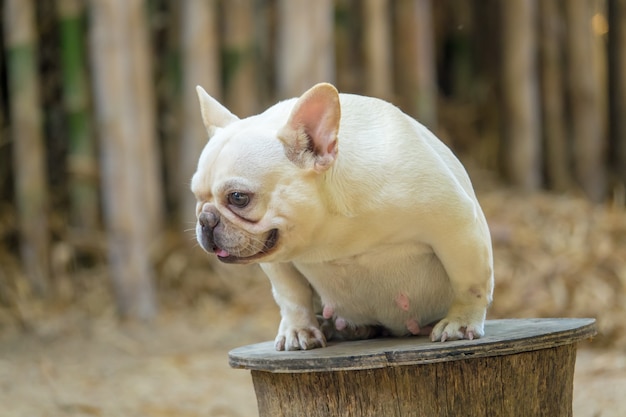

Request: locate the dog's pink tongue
(215, 248), (230, 258)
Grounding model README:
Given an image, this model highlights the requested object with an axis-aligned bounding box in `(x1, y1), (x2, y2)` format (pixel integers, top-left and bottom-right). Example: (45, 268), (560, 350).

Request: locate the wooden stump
(229, 318), (596, 417)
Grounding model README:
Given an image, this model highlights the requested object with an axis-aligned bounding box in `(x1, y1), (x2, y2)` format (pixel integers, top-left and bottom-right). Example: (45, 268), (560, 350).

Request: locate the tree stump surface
(229, 318), (596, 372)
(229, 318), (597, 417)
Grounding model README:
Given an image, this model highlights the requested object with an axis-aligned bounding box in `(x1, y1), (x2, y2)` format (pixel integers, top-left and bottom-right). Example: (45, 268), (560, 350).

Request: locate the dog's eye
(228, 191), (250, 208)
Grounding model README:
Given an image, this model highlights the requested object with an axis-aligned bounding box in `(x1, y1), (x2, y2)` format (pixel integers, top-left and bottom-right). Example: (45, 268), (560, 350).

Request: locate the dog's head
(191, 83), (341, 264)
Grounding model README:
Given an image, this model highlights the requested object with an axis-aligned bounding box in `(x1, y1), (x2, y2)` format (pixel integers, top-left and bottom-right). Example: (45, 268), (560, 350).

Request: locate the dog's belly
(294, 244), (455, 336)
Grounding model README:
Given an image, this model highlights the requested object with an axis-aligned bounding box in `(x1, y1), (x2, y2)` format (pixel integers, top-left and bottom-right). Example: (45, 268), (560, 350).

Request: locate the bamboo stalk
(564, 0), (606, 202)
(3, 0), (50, 295)
(393, 0), (437, 128)
(335, 0), (360, 93)
(539, 0), (571, 192)
(276, 0), (335, 98)
(222, 0), (259, 116)
(179, 0), (221, 227)
(89, 0), (162, 320)
(57, 0), (99, 231)
(149, 1), (180, 225)
(501, 0), (541, 190)
(413, 0), (437, 129)
(446, 2), (475, 100)
(609, 0), (626, 190)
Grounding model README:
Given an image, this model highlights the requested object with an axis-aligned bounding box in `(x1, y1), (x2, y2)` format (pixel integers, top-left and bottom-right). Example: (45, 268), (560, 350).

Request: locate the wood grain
(250, 343), (578, 417)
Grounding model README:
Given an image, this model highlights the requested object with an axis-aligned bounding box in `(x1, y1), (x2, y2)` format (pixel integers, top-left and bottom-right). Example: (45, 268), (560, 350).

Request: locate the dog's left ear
(278, 83), (341, 172)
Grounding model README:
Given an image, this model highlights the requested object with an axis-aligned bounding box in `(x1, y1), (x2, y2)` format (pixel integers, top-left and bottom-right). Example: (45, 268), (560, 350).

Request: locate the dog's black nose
(199, 210), (219, 230)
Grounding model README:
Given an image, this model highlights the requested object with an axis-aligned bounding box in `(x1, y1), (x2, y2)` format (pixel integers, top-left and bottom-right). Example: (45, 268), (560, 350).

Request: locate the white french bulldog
(191, 83), (493, 351)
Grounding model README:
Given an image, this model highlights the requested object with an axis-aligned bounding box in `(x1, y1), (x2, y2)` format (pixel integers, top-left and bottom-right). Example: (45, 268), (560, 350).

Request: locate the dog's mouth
(212, 229), (279, 264)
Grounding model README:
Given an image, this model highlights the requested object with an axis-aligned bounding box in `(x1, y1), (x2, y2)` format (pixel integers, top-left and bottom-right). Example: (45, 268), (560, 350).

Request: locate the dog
(191, 83), (493, 351)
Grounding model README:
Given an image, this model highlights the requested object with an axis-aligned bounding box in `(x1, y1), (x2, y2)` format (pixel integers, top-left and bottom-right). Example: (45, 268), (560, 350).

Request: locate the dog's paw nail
(467, 330), (475, 340)
(440, 332), (448, 342)
(274, 337), (286, 351)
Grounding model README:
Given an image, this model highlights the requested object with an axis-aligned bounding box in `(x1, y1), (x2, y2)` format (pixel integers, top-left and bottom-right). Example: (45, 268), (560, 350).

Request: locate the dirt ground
(0, 294), (279, 417)
(1, 190), (626, 416)
(0, 295), (625, 417)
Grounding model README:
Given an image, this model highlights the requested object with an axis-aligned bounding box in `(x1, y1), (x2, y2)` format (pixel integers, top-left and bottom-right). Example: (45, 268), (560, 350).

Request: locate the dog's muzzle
(196, 206), (279, 263)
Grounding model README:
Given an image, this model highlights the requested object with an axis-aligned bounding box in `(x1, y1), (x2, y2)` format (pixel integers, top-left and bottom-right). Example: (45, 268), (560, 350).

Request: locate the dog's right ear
(196, 86), (239, 139)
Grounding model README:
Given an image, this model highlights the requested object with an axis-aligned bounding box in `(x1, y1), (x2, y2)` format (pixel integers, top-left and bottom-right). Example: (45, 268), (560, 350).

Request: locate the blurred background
(0, 1), (625, 415)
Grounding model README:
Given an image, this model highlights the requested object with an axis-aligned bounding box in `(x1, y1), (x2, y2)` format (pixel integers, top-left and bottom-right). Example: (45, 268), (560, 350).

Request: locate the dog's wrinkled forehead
(191, 127), (287, 197)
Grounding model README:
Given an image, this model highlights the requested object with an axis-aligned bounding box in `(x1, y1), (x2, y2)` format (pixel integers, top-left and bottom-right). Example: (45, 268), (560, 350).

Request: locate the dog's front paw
(275, 324), (326, 351)
(431, 314), (485, 342)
